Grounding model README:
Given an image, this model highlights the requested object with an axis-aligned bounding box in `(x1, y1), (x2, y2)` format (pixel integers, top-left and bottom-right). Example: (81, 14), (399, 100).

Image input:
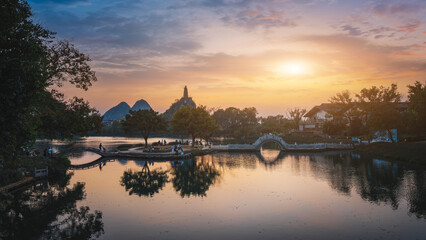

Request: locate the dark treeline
(103, 81), (426, 146)
(1, 0), (102, 167)
(323, 83), (426, 141)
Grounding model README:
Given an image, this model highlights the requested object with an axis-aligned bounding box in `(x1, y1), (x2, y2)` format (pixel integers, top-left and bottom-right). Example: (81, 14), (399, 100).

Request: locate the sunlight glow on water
(10, 138), (426, 239)
(63, 152), (426, 240)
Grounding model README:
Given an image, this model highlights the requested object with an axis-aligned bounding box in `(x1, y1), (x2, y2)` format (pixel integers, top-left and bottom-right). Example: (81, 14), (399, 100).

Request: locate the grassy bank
(355, 142), (426, 165)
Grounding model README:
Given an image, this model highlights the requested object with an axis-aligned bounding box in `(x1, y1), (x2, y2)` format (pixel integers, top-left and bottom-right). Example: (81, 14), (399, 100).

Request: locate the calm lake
(7, 137), (426, 239)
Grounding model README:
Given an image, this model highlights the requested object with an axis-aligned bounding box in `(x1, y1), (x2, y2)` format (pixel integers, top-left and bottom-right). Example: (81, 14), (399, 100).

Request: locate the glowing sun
(275, 62), (308, 76)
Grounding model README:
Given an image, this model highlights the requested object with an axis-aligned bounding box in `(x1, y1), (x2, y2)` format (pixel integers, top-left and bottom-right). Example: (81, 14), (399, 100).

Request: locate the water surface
(4, 147), (426, 239)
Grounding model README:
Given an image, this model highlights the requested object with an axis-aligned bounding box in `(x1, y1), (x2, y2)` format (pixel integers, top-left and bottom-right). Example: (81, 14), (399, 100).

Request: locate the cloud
(372, 2), (425, 17)
(222, 10), (298, 29)
(397, 21), (421, 33)
(340, 25), (363, 36)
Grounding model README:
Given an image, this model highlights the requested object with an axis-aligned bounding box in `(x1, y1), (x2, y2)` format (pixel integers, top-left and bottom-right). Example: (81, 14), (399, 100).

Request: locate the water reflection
(120, 161), (169, 197)
(170, 158), (221, 197)
(0, 173), (104, 239)
(7, 149), (426, 239)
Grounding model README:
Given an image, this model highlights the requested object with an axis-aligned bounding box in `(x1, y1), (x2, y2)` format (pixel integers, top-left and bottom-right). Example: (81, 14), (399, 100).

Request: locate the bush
(0, 169), (22, 187)
(47, 155), (71, 177)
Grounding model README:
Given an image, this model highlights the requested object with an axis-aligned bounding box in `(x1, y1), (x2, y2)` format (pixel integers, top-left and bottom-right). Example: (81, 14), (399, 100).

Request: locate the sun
(275, 62), (308, 76)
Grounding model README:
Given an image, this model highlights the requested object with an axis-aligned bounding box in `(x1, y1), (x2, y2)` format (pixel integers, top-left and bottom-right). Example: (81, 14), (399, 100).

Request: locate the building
(299, 102), (408, 132)
(163, 86), (197, 120)
(299, 103), (352, 132)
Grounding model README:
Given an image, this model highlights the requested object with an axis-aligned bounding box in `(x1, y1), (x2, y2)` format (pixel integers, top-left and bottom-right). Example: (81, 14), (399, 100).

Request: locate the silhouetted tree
(259, 115), (289, 135)
(287, 108), (307, 130)
(212, 107), (259, 143)
(407, 81), (426, 134)
(122, 109), (167, 147)
(0, 0), (99, 165)
(171, 106), (219, 146)
(356, 84), (402, 142)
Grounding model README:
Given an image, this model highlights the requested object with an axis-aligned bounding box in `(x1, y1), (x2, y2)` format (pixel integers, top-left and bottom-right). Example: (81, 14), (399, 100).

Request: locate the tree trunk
(144, 137), (148, 148)
(192, 136), (196, 147)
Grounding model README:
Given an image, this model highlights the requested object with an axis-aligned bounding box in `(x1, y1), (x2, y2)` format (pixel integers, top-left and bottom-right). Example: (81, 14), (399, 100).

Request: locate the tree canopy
(0, 0), (100, 164)
(121, 109), (167, 147)
(171, 106), (219, 146)
(212, 107), (258, 143)
(356, 84), (402, 142)
(287, 108), (307, 130)
(407, 81), (426, 133)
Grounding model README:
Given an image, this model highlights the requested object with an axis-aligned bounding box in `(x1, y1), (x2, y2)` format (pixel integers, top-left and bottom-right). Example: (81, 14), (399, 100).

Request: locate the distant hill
(102, 102), (131, 122)
(163, 86), (196, 120)
(102, 99), (151, 123)
(131, 99), (151, 111)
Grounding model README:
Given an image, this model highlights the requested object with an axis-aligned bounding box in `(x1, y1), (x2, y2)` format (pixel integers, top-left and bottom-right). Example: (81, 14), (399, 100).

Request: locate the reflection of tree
(308, 153), (354, 195)
(120, 162), (169, 197)
(352, 158), (402, 209)
(406, 170), (426, 218)
(0, 175), (104, 239)
(171, 159), (221, 197)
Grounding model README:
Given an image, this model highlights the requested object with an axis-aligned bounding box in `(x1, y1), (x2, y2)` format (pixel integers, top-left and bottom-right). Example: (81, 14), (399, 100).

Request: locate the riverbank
(354, 142), (426, 165)
(0, 155), (71, 189)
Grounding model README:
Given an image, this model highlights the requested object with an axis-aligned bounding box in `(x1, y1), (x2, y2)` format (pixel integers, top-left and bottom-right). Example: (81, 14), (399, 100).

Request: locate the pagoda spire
(183, 85), (188, 98)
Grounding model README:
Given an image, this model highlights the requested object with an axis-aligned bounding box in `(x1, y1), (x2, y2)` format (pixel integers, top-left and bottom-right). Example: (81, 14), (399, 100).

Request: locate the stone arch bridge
(252, 134), (288, 150)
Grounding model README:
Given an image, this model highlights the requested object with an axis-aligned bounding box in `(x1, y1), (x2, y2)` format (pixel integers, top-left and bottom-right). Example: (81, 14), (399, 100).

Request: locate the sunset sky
(28, 0), (426, 116)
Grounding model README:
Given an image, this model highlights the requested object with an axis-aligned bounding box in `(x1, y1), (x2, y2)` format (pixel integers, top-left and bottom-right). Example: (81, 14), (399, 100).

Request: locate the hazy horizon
(28, 0), (426, 116)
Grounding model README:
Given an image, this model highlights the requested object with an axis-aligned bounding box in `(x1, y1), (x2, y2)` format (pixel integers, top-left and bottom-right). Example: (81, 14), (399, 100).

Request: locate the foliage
(120, 163), (169, 197)
(328, 90), (363, 136)
(258, 115), (290, 135)
(323, 120), (346, 135)
(121, 109), (167, 147)
(0, 169), (22, 186)
(100, 120), (124, 136)
(287, 108), (307, 130)
(407, 81), (426, 133)
(0, 181), (104, 239)
(212, 107), (259, 143)
(356, 84), (402, 142)
(37, 92), (102, 140)
(329, 90), (352, 104)
(0, 0), (99, 165)
(171, 106), (219, 146)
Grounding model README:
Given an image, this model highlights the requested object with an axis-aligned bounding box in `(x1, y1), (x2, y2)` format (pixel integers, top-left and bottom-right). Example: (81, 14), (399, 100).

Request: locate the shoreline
(354, 142), (426, 166)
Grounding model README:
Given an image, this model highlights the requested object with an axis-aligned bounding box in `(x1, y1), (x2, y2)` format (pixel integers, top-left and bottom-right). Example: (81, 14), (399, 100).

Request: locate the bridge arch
(252, 134), (288, 151)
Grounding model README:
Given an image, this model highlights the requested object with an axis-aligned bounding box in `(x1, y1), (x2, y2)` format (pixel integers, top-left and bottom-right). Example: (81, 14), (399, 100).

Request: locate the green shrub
(47, 155), (71, 177)
(0, 169), (22, 187)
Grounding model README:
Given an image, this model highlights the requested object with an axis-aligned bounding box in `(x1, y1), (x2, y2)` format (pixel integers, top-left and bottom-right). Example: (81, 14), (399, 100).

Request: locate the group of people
(43, 147), (53, 157)
(194, 140), (210, 146)
(171, 144), (185, 155)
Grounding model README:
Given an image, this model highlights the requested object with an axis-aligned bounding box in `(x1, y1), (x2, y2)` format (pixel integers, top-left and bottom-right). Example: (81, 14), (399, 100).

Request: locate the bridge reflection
(68, 151), (426, 219)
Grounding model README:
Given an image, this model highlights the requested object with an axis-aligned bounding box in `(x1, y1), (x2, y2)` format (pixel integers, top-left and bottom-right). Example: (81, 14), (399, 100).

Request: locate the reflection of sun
(275, 62), (308, 76)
